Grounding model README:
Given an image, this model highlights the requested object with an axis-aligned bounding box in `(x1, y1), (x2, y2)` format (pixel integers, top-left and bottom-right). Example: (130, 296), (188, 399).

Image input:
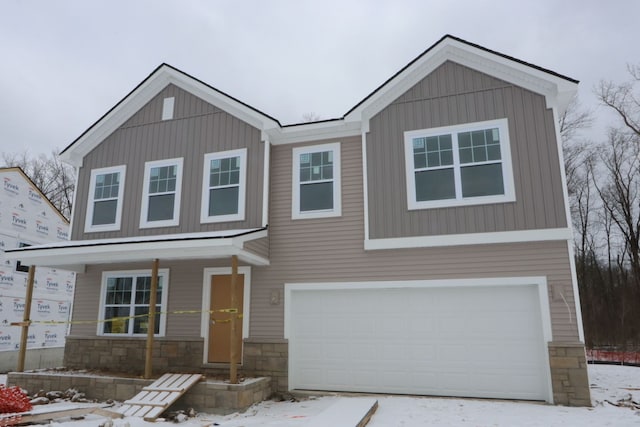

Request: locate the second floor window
(140, 158), (183, 228)
(201, 148), (247, 223)
(404, 118), (515, 210)
(85, 165), (126, 232)
(292, 142), (342, 219)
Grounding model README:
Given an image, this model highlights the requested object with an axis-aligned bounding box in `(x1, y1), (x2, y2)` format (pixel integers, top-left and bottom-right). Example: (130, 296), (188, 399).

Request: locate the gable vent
(162, 97), (175, 120)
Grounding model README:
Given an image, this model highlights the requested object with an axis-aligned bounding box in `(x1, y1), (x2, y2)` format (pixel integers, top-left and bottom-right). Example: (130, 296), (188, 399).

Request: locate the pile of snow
(3, 364), (640, 426)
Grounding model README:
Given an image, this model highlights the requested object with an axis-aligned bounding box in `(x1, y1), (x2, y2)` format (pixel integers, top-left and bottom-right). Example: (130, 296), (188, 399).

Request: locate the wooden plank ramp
(118, 373), (203, 421)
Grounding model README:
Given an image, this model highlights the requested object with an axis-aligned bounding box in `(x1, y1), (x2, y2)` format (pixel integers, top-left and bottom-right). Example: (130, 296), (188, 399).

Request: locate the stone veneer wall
(548, 342), (591, 406)
(64, 337), (289, 392)
(64, 337), (204, 374)
(7, 372), (271, 415)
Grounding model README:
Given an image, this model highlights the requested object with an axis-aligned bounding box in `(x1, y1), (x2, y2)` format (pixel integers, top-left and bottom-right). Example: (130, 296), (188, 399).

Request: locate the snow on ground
(2, 364), (640, 426)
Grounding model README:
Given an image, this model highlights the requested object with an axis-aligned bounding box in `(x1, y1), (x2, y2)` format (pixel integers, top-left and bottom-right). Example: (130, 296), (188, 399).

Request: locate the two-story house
(6, 35), (590, 406)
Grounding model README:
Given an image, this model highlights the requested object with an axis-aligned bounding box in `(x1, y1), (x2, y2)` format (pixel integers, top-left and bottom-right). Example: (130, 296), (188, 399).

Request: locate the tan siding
(250, 134), (578, 342)
(72, 85), (264, 239)
(244, 236), (269, 260)
(367, 61), (567, 239)
(70, 258), (240, 339)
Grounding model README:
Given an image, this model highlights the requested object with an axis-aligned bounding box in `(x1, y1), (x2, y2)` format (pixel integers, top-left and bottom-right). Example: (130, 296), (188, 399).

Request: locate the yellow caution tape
(11, 308), (242, 326)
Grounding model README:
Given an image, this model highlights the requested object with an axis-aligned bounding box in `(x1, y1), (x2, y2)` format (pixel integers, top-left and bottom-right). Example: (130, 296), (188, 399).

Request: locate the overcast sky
(0, 0), (637, 157)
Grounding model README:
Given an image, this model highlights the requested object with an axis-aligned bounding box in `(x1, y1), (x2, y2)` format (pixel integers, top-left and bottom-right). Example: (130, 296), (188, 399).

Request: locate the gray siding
(248, 135), (579, 342)
(244, 236), (269, 260)
(367, 61), (567, 239)
(71, 84), (264, 240)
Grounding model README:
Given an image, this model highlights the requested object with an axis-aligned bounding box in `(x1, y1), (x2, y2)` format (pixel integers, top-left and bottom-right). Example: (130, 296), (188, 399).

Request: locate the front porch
(62, 336), (289, 392)
(7, 370), (272, 415)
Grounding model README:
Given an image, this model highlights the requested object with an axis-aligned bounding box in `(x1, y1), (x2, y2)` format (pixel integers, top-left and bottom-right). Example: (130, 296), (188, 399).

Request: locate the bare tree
(559, 95), (594, 143)
(595, 65), (640, 280)
(1, 150), (75, 219)
(597, 64), (640, 138)
(301, 112), (322, 122)
(592, 129), (640, 286)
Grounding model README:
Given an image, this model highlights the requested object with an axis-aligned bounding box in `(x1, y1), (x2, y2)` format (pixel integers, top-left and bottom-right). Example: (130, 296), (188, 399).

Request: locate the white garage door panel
(289, 285), (548, 400)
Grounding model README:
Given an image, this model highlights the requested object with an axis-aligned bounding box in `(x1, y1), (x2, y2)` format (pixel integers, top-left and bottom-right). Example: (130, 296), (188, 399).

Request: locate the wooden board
(118, 373), (203, 421)
(1, 405), (123, 425)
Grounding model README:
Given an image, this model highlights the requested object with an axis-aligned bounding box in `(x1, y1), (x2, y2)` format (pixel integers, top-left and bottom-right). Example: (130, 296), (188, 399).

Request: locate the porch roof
(4, 228), (269, 272)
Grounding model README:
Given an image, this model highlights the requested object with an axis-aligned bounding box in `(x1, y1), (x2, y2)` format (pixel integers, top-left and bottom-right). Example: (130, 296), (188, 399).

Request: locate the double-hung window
(99, 269), (168, 336)
(292, 142), (341, 219)
(201, 148), (247, 223)
(404, 118), (515, 210)
(85, 165), (126, 232)
(140, 158), (183, 228)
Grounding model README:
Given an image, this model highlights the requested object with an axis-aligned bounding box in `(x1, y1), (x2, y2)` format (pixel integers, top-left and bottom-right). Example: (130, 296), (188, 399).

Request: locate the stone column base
(548, 342), (591, 406)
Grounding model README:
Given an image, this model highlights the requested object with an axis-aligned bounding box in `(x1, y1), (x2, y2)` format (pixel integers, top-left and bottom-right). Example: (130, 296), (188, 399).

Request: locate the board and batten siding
(71, 84), (264, 240)
(249, 134), (579, 342)
(366, 60), (567, 239)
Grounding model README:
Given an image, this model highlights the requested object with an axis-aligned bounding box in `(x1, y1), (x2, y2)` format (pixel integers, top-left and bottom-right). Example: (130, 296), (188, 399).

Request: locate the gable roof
(59, 64), (281, 166)
(60, 35), (578, 159)
(342, 34), (578, 127)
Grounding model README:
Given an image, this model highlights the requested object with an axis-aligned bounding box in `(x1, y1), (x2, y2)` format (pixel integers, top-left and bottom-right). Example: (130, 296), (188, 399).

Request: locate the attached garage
(285, 278), (553, 402)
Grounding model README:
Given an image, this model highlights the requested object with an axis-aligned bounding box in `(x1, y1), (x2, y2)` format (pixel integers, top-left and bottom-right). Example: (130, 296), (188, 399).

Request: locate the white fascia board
(4, 228), (269, 266)
(364, 227), (573, 250)
(268, 120), (361, 145)
(346, 38), (577, 124)
(60, 72), (172, 167)
(60, 65), (280, 167)
(261, 137), (270, 227)
(165, 70), (279, 131)
(8, 238), (269, 268)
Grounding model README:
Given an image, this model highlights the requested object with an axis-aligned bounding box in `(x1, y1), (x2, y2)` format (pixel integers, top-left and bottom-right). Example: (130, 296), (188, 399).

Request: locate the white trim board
(364, 227), (573, 250)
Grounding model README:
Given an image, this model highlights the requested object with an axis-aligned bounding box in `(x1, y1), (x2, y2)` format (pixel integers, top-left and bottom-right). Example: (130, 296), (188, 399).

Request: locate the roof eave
(61, 64), (281, 167)
(344, 35), (579, 124)
(4, 228), (270, 271)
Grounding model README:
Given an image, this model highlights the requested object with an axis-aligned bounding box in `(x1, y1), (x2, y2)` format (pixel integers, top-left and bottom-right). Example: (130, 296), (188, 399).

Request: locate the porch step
(306, 398), (378, 427)
(118, 373), (203, 421)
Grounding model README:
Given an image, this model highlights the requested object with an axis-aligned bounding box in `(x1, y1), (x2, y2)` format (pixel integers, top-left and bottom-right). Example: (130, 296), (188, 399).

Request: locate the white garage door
(288, 283), (550, 401)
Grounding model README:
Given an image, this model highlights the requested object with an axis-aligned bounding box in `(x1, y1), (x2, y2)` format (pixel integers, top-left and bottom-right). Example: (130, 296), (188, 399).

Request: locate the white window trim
(200, 148), (247, 224)
(97, 268), (169, 337)
(139, 157), (184, 228)
(84, 165), (126, 233)
(292, 142), (342, 220)
(404, 118), (515, 210)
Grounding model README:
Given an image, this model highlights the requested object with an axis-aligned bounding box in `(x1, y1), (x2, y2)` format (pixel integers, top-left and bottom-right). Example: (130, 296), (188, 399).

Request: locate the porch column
(144, 258), (159, 379)
(230, 255), (239, 384)
(17, 265), (36, 372)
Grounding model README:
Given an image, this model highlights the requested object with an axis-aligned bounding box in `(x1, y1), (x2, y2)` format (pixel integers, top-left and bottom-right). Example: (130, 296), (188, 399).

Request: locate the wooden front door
(208, 274), (244, 363)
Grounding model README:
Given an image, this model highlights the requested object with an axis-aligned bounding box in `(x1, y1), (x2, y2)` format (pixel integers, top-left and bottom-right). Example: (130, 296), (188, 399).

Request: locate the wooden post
(229, 255), (239, 384)
(144, 259), (159, 379)
(17, 265), (36, 372)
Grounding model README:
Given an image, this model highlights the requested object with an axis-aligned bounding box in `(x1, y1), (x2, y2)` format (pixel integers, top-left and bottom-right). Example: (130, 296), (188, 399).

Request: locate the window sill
(292, 209), (342, 220)
(408, 194), (515, 210)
